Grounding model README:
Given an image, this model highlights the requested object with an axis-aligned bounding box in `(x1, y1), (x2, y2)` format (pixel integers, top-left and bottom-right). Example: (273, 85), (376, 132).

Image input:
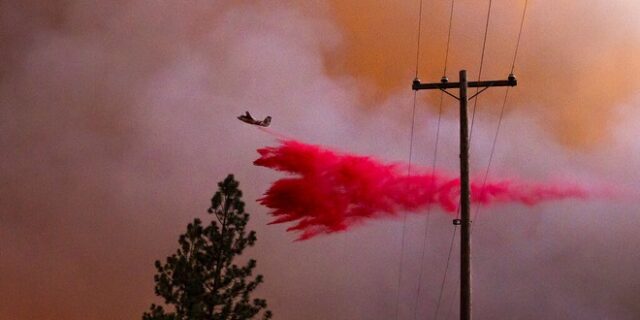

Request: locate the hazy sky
(1, 1), (639, 319)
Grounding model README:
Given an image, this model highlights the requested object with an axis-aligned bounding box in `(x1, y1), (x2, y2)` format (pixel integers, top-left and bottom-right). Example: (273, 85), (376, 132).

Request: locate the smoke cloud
(320, 0), (640, 148)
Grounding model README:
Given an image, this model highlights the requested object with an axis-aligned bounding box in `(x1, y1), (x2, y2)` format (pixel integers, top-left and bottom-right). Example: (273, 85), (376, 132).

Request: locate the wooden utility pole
(458, 70), (472, 320)
(412, 70), (517, 320)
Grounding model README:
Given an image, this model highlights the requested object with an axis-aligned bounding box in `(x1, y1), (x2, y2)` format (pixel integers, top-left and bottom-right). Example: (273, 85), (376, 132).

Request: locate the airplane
(237, 111), (271, 127)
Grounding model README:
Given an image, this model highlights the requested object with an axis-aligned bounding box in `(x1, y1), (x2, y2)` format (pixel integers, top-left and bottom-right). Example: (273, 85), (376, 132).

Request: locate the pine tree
(143, 174), (272, 320)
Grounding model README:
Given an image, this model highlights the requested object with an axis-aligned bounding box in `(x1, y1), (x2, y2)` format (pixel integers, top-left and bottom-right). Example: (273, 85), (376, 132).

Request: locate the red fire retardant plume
(254, 140), (589, 240)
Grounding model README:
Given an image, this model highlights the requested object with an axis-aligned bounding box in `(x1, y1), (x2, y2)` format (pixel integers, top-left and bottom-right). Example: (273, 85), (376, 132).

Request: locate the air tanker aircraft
(237, 111), (271, 127)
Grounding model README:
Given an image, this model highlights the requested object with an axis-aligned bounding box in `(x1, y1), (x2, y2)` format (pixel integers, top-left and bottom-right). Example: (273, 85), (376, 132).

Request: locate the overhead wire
(471, 0), (529, 233)
(414, 0), (425, 79)
(443, 2), (529, 319)
(396, 93), (418, 320)
(401, 0), (527, 318)
(443, 278), (458, 320)
(432, 210), (458, 320)
(413, 1), (456, 319)
(441, 95), (508, 320)
(413, 91), (444, 320)
(469, 0), (494, 139)
(395, 0), (425, 318)
(442, 0), (456, 78)
(510, 0), (528, 75)
(471, 0), (529, 239)
(434, 1), (494, 319)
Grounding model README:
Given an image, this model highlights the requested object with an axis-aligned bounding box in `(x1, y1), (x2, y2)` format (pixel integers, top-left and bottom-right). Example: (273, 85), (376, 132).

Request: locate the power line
(469, 0), (494, 139)
(511, 0), (529, 74)
(414, 0), (456, 318)
(414, 0), (425, 79)
(433, 216), (458, 319)
(444, 281), (458, 320)
(442, 0), (456, 77)
(434, 1), (493, 318)
(442, 90), (509, 320)
(445, 2), (529, 318)
(395, 1), (425, 318)
(441, 89), (510, 320)
(395, 92), (419, 320)
(471, 0), (528, 238)
(412, 93), (444, 320)
(471, 0), (528, 251)
(409, 1), (527, 318)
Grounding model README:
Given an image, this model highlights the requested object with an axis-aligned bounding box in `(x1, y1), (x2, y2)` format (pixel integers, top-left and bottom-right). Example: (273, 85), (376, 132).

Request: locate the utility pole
(412, 70), (516, 320)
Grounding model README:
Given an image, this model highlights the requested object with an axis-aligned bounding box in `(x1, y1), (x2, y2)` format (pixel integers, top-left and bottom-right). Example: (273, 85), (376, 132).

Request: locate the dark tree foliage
(143, 174), (272, 320)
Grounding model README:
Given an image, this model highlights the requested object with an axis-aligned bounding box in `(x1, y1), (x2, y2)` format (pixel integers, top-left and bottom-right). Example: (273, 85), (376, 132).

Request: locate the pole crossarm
(412, 74), (517, 92)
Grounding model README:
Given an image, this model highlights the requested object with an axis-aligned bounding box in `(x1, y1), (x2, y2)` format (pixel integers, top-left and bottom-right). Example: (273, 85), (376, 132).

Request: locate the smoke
(320, 0), (640, 148)
(255, 139), (592, 240)
(1, 1), (639, 320)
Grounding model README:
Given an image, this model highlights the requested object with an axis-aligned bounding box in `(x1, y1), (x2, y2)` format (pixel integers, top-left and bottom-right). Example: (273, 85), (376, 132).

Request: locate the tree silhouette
(143, 174), (272, 320)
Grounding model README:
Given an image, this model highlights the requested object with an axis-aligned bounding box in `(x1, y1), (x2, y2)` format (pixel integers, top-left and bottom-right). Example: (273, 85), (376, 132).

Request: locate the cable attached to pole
(413, 92), (444, 320)
(444, 3), (529, 319)
(395, 92), (418, 320)
(414, 0), (425, 79)
(395, 1), (425, 318)
(442, 0), (456, 78)
(435, 1), (493, 319)
(510, 0), (528, 75)
(414, 1), (456, 319)
(472, 0), (528, 231)
(469, 0), (493, 139)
